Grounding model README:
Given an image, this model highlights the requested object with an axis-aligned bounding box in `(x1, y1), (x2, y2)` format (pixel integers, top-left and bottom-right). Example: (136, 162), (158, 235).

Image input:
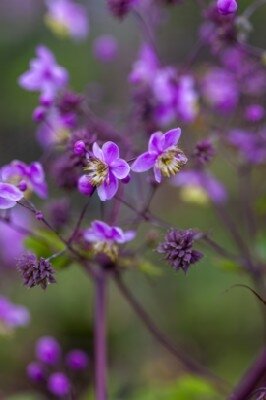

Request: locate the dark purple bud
(157, 229), (203, 273)
(48, 372), (71, 397)
(74, 140), (86, 156)
(36, 336), (61, 365)
(27, 362), (45, 382)
(17, 253), (56, 289)
(121, 174), (131, 184)
(78, 176), (95, 196)
(18, 181), (28, 192)
(217, 0), (237, 15)
(193, 139), (216, 166)
(32, 106), (47, 122)
(35, 211), (44, 221)
(66, 349), (89, 370)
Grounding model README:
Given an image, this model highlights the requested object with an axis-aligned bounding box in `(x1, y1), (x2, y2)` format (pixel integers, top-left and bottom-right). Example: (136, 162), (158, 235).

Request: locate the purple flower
(37, 108), (73, 148)
(36, 336), (61, 365)
(0, 296), (30, 331)
(78, 141), (130, 201)
(1, 160), (48, 199)
(17, 253), (56, 290)
(0, 183), (23, 209)
(66, 349), (89, 370)
(27, 362), (45, 383)
(18, 46), (68, 104)
(93, 35), (118, 63)
(45, 0), (89, 40)
(228, 129), (266, 164)
(217, 0), (237, 15)
(48, 372), (71, 397)
(157, 229), (203, 273)
(129, 43), (158, 87)
(202, 68), (238, 113)
(131, 129), (188, 183)
(84, 220), (135, 261)
(172, 170), (227, 204)
(245, 104), (265, 123)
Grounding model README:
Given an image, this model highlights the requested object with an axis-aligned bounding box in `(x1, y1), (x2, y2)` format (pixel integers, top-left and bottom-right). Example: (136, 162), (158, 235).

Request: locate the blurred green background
(0, 0), (266, 398)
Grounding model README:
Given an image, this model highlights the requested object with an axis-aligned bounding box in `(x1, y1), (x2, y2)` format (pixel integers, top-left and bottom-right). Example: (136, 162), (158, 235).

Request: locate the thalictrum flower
(131, 129), (187, 183)
(18, 46), (69, 104)
(84, 220), (135, 260)
(1, 160), (48, 199)
(78, 141), (130, 201)
(45, 0), (89, 40)
(0, 183), (24, 209)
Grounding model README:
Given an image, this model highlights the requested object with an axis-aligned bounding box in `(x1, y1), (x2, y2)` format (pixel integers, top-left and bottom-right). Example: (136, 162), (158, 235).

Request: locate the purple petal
(148, 132), (164, 153)
(92, 142), (104, 161)
(164, 128), (181, 149)
(97, 172), (118, 201)
(131, 152), (157, 172)
(0, 183), (24, 201)
(111, 159), (130, 179)
(0, 198), (17, 209)
(78, 175), (94, 196)
(122, 231), (136, 243)
(84, 220), (111, 242)
(102, 141), (119, 164)
(153, 166), (162, 183)
(29, 162), (45, 183)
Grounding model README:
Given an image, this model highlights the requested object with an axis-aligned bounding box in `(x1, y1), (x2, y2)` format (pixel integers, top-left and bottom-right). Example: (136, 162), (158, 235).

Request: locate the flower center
(156, 148), (187, 178)
(84, 158), (108, 187)
(92, 241), (119, 262)
(44, 15), (70, 38)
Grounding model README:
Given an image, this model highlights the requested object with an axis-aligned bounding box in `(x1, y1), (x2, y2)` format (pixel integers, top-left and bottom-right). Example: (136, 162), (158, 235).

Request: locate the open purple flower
(18, 46), (69, 104)
(1, 160), (48, 199)
(131, 129), (188, 183)
(78, 141), (130, 201)
(45, 0), (89, 40)
(84, 220), (135, 261)
(0, 183), (24, 209)
(172, 170), (227, 204)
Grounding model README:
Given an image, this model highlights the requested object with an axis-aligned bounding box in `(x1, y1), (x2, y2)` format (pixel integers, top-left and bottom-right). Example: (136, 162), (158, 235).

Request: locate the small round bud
(27, 362), (45, 382)
(66, 349), (89, 370)
(35, 211), (44, 221)
(74, 140), (86, 156)
(217, 0), (237, 15)
(48, 372), (71, 397)
(18, 181), (28, 192)
(78, 176), (95, 196)
(32, 106), (46, 123)
(36, 336), (61, 365)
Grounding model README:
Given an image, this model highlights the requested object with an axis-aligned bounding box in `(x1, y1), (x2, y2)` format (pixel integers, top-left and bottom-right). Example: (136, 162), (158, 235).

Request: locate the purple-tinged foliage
(17, 253), (56, 289)
(132, 129), (187, 183)
(157, 229), (203, 273)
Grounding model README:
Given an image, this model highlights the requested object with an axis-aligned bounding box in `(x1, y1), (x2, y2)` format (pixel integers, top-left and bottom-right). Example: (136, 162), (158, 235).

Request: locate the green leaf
(215, 257), (241, 273)
(138, 259), (163, 276)
(24, 230), (71, 269)
(255, 233), (266, 262)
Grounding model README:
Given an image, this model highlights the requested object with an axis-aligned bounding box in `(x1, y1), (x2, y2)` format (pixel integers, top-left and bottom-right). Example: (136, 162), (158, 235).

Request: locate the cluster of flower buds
(27, 336), (89, 397)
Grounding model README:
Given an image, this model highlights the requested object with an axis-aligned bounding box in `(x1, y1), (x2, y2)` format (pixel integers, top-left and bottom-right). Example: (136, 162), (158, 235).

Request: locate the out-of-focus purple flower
(217, 0), (237, 15)
(193, 139), (216, 166)
(245, 104), (265, 123)
(202, 68), (238, 112)
(0, 209), (30, 266)
(78, 141), (130, 201)
(45, 0), (89, 40)
(0, 183), (23, 209)
(157, 229), (203, 273)
(36, 336), (61, 365)
(48, 372), (71, 397)
(129, 43), (158, 87)
(172, 170), (227, 204)
(132, 129), (187, 183)
(93, 35), (118, 63)
(84, 220), (135, 260)
(66, 349), (89, 370)
(107, 0), (137, 18)
(228, 129), (266, 164)
(176, 75), (199, 123)
(0, 296), (30, 332)
(47, 198), (70, 231)
(37, 108), (73, 148)
(18, 46), (68, 104)
(17, 253), (56, 290)
(27, 362), (45, 382)
(1, 160), (48, 199)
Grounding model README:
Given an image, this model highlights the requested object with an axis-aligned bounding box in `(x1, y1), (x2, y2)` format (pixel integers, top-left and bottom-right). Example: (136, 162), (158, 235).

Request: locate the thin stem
(68, 200), (90, 244)
(228, 347), (266, 400)
(94, 269), (108, 400)
(242, 0), (266, 19)
(114, 272), (229, 394)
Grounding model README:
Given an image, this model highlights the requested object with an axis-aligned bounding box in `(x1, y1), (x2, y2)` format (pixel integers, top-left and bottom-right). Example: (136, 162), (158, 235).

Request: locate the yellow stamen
(92, 242), (119, 262)
(44, 15), (70, 38)
(180, 186), (209, 204)
(84, 159), (108, 187)
(156, 148), (187, 178)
